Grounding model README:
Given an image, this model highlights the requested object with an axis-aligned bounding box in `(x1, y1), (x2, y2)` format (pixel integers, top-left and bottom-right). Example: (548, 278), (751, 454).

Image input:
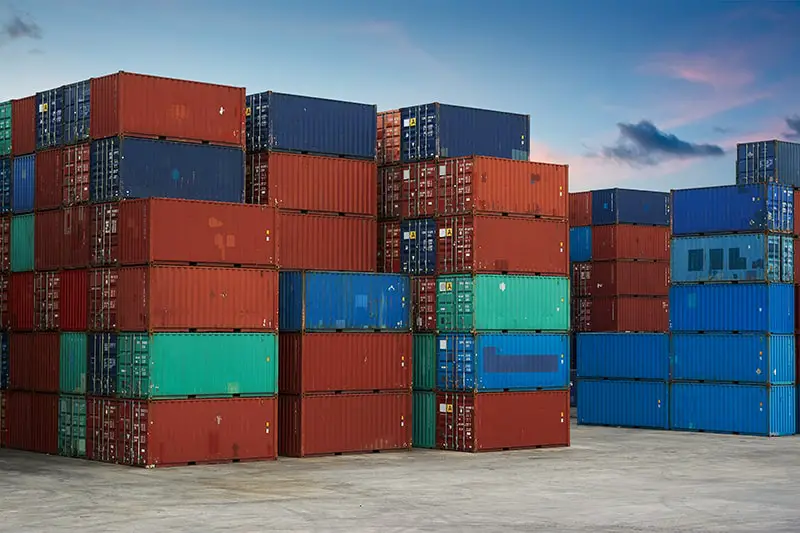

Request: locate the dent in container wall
(12, 154), (35, 214)
(378, 221), (401, 273)
(34, 148), (63, 211)
(63, 143), (91, 206)
(5, 391), (58, 454)
(592, 225), (670, 261)
(279, 212), (376, 272)
(591, 189), (670, 226)
(62, 80), (91, 145)
(9, 332), (60, 393)
(0, 158), (10, 214)
(569, 191), (592, 227)
(572, 297), (669, 333)
(377, 109), (401, 165)
(412, 276), (437, 332)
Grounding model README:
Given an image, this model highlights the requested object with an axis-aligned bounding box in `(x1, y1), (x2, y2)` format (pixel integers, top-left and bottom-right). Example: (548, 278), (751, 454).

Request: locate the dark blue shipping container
(670, 383), (795, 436)
(569, 226), (591, 262)
(436, 333), (569, 392)
(570, 369), (577, 407)
(88, 333), (117, 396)
(576, 333), (669, 381)
(36, 87), (63, 150)
(401, 218), (436, 275)
(12, 154), (34, 214)
(671, 184), (793, 236)
(90, 137), (244, 203)
(279, 271), (410, 332)
(736, 140), (800, 187)
(577, 379), (669, 429)
(62, 80), (91, 145)
(245, 91), (376, 159)
(400, 103), (530, 163)
(0, 157), (11, 214)
(591, 189), (670, 226)
(669, 283), (794, 334)
(671, 333), (794, 384)
(0, 332), (7, 389)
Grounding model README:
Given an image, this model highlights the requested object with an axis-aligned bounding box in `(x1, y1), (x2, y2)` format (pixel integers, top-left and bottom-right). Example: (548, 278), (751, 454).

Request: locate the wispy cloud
(713, 126), (733, 134)
(785, 115), (800, 140)
(640, 52), (754, 90)
(1, 14), (42, 43)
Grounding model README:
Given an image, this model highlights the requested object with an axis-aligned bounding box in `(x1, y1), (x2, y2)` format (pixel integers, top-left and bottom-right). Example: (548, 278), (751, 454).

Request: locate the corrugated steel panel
(89, 137), (245, 203)
(0, 332), (7, 389)
(0, 274), (8, 330)
(796, 190), (800, 236)
(34, 148), (63, 211)
(569, 191), (592, 226)
(12, 154), (34, 214)
(62, 80), (90, 145)
(279, 212), (376, 272)
(88, 269), (117, 331)
(58, 394), (86, 457)
(413, 334), (436, 390)
(436, 390), (569, 451)
(591, 188), (670, 226)
(576, 333), (669, 380)
(382, 161), (436, 218)
(582, 261), (670, 297)
(569, 226), (591, 262)
(10, 214), (34, 273)
(378, 220), (400, 273)
(669, 283), (794, 333)
(34, 209), (61, 271)
(411, 276), (437, 332)
(62, 143), (90, 206)
(0, 217), (8, 272)
(736, 140), (800, 187)
(9, 332), (59, 393)
(377, 165), (404, 219)
(35, 87), (63, 150)
(246, 91), (376, 158)
(412, 391), (436, 448)
(86, 396), (121, 462)
(0, 391), (5, 447)
(278, 333), (411, 394)
(9, 272), (33, 330)
(11, 96), (35, 156)
(672, 184), (794, 236)
(577, 380), (669, 429)
(670, 383), (795, 436)
(400, 103), (530, 162)
(401, 218), (436, 275)
(377, 110), (401, 165)
(87, 333), (117, 396)
(33, 270), (88, 332)
(279, 271), (410, 332)
(5, 391), (58, 454)
(592, 225), (670, 261)
(59, 333), (87, 394)
(0, 158), (11, 213)
(671, 233), (793, 284)
(571, 296), (669, 333)
(62, 205), (90, 269)
(436, 333), (569, 391)
(0, 101), (10, 157)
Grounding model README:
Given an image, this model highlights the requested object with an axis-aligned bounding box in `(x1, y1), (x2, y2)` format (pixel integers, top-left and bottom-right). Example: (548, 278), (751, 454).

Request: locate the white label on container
(403, 119), (411, 127)
(439, 339), (447, 350)
(439, 403), (447, 413)
(403, 169), (410, 180)
(499, 282), (506, 292)
(439, 165), (446, 176)
(403, 232), (411, 240)
(439, 229), (447, 237)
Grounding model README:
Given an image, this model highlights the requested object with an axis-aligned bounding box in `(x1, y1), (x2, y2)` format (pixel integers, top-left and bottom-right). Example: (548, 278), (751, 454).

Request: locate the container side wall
(577, 380), (669, 429)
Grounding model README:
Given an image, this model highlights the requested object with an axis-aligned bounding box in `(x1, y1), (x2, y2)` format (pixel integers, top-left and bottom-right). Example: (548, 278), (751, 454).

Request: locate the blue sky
(1, 0), (799, 191)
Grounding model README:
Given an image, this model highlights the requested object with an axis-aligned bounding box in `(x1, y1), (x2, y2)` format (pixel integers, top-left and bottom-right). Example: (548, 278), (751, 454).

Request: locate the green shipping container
(117, 332), (278, 399)
(11, 214), (34, 272)
(60, 333), (87, 394)
(0, 101), (10, 156)
(437, 274), (569, 332)
(413, 334), (436, 391)
(413, 391), (436, 449)
(59, 395), (87, 458)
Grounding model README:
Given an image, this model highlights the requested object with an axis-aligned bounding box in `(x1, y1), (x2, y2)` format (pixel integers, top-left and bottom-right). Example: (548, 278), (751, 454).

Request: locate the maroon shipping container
(411, 276), (437, 332)
(0, 215), (10, 272)
(34, 148), (63, 211)
(34, 209), (62, 271)
(0, 391), (6, 448)
(279, 212), (377, 272)
(5, 391), (59, 455)
(377, 110), (401, 165)
(246, 151), (377, 216)
(572, 297), (669, 333)
(91, 72), (246, 147)
(279, 333), (412, 394)
(115, 266), (278, 332)
(592, 225), (670, 261)
(88, 269), (118, 330)
(378, 221), (401, 273)
(279, 392), (411, 457)
(436, 390), (570, 452)
(87, 396), (122, 463)
(34, 270), (88, 332)
(0, 274), (8, 329)
(62, 205), (90, 269)
(571, 262), (591, 299)
(8, 332), (59, 393)
(62, 143), (91, 206)
(438, 216), (568, 275)
(11, 96), (36, 156)
(571, 261), (669, 298)
(377, 165), (401, 220)
(378, 163), (436, 219)
(9, 272), (34, 331)
(796, 191), (800, 236)
(569, 191), (592, 227)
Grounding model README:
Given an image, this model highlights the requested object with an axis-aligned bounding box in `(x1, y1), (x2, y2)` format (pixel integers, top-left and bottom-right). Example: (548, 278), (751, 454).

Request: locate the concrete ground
(1, 423), (799, 532)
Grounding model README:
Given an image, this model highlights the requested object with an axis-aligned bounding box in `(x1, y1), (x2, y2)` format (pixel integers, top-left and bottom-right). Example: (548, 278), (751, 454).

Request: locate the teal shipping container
(10, 214), (34, 272)
(58, 394), (87, 458)
(60, 333), (87, 394)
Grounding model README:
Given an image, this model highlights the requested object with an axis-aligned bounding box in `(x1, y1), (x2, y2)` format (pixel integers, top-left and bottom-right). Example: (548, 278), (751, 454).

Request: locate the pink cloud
(639, 52), (754, 90)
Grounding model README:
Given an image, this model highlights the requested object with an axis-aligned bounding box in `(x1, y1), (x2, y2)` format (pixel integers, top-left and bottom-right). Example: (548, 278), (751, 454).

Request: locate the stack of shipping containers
(572, 189), (672, 430)
(378, 103), (572, 452)
(0, 99), (12, 449)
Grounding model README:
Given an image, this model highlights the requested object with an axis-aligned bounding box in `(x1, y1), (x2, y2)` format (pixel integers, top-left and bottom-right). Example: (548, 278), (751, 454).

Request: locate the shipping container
(437, 333), (569, 391)
(9, 272), (33, 330)
(34, 209), (61, 271)
(0, 391), (5, 447)
(575, 333), (669, 380)
(572, 296), (669, 333)
(378, 220), (400, 273)
(579, 261), (670, 297)
(569, 191), (592, 226)
(246, 91), (376, 158)
(401, 218), (436, 275)
(88, 333), (117, 396)
(91, 72), (246, 147)
(11, 213), (33, 272)
(577, 380), (669, 429)
(671, 233), (793, 284)
(672, 184), (793, 236)
(0, 101), (10, 156)
(438, 216), (568, 275)
(88, 269), (117, 331)
(62, 142), (90, 206)
(0, 216), (10, 271)
(115, 266), (278, 332)
(378, 162), (436, 218)
(90, 137), (245, 203)
(86, 396), (121, 462)
(9, 332), (59, 393)
(0, 274), (8, 329)
(736, 140), (800, 187)
(591, 189), (670, 226)
(62, 80), (90, 145)
(377, 165), (402, 219)
(5, 390), (58, 454)
(0, 158), (10, 213)
(62, 205), (90, 269)
(11, 96), (35, 157)
(278, 392), (411, 457)
(12, 154), (34, 214)
(413, 334), (436, 391)
(245, 151), (377, 215)
(570, 263), (592, 299)
(59, 332), (87, 394)
(671, 333), (794, 384)
(569, 226), (591, 262)
(400, 103), (529, 162)
(58, 394), (86, 457)
(34, 270), (88, 332)
(670, 383), (795, 436)
(796, 190), (800, 236)
(279, 333), (411, 394)
(669, 283), (794, 333)
(592, 225), (670, 261)
(279, 212), (376, 272)
(437, 274), (569, 332)
(34, 148), (62, 212)
(377, 109), (401, 165)
(411, 276), (437, 332)
(279, 271), (409, 332)
(35, 87), (63, 150)
(0, 332), (7, 389)
(412, 391), (436, 448)
(117, 332), (277, 399)
(437, 390), (569, 452)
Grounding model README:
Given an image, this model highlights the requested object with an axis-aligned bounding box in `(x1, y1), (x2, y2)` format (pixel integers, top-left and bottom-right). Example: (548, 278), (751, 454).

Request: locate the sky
(1, 0), (799, 191)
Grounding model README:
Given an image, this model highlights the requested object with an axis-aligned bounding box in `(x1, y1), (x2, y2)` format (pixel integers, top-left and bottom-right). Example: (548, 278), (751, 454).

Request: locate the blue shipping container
(671, 333), (794, 384)
(400, 103), (530, 163)
(576, 333), (669, 381)
(736, 140), (800, 187)
(36, 87), (63, 150)
(88, 333), (118, 396)
(0, 331), (7, 389)
(62, 80), (91, 145)
(0, 157), (11, 213)
(436, 333), (569, 392)
(670, 233), (794, 284)
(246, 92), (376, 159)
(570, 369), (577, 407)
(12, 154), (34, 213)
(669, 283), (794, 334)
(591, 188), (670, 226)
(401, 218), (436, 275)
(569, 226), (592, 262)
(670, 383), (795, 436)
(90, 137), (244, 203)
(671, 183), (793, 236)
(279, 271), (410, 332)
(577, 380), (669, 429)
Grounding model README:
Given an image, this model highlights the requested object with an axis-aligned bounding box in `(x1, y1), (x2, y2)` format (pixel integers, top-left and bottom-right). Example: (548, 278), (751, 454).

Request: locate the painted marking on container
(499, 282), (506, 292)
(439, 339), (447, 350)
(245, 107), (251, 117)
(408, 118), (416, 127)
(219, 106), (225, 115)
(266, 422), (270, 434)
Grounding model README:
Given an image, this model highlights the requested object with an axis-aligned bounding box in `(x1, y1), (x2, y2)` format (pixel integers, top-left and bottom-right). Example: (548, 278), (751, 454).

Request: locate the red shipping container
(377, 109), (401, 165)
(571, 262), (591, 299)
(34, 148), (63, 211)
(569, 191), (592, 227)
(438, 216), (568, 275)
(5, 391), (58, 454)
(377, 163), (436, 219)
(436, 390), (570, 452)
(62, 205), (90, 269)
(34, 270), (88, 332)
(377, 165), (401, 219)
(378, 221), (401, 273)
(91, 72), (245, 147)
(592, 225), (670, 261)
(279, 392), (411, 457)
(579, 261), (670, 297)
(246, 152), (377, 216)
(0, 391), (6, 448)
(34, 209), (62, 271)
(572, 297), (669, 333)
(795, 191), (800, 236)
(11, 96), (35, 156)
(0, 215), (10, 272)
(87, 396), (122, 463)
(279, 333), (412, 394)
(116, 266), (278, 332)
(279, 212), (376, 272)
(8, 332), (59, 393)
(0, 274), (8, 329)
(62, 143), (91, 206)
(9, 272), (33, 331)
(411, 276), (437, 331)
(88, 269), (118, 331)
